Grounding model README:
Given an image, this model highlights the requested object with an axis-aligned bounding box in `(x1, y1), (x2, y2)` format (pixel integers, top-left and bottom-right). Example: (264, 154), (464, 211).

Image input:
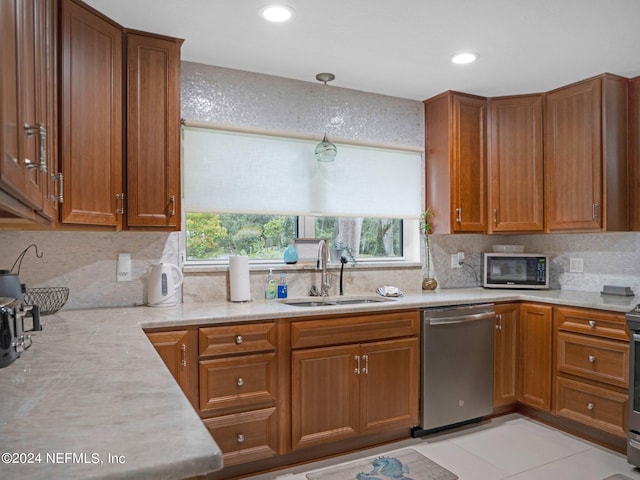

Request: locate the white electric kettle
(148, 263), (184, 307)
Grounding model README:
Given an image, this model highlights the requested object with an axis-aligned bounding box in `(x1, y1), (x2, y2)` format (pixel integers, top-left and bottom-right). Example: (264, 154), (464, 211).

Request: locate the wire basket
(23, 287), (69, 315)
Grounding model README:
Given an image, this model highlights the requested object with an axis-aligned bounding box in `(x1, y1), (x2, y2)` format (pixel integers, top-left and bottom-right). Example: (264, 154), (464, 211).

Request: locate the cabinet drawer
(199, 322), (276, 356)
(555, 376), (627, 438)
(556, 332), (629, 388)
(199, 352), (277, 414)
(555, 307), (628, 341)
(203, 407), (278, 467)
(291, 310), (419, 349)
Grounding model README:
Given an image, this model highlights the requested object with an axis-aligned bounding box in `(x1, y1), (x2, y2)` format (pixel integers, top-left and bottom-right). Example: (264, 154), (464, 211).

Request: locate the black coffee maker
(0, 245), (44, 367)
(0, 297), (34, 368)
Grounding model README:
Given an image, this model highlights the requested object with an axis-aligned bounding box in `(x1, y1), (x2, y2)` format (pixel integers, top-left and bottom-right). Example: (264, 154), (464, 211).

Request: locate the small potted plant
(420, 208), (437, 290)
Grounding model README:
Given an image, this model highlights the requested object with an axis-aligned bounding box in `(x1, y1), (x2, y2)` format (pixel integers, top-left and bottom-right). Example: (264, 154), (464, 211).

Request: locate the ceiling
(84, 0), (640, 101)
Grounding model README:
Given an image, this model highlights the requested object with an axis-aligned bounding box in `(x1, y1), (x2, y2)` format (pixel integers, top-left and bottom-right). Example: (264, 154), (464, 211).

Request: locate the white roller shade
(183, 126), (422, 219)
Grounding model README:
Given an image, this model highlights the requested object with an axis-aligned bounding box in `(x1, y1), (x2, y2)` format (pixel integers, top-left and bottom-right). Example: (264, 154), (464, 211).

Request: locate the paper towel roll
(229, 255), (251, 302)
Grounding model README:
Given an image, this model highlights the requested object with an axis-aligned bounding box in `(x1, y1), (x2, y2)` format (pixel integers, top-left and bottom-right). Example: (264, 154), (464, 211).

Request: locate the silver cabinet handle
(235, 335), (243, 345)
(592, 203), (599, 221)
(115, 193), (125, 215)
(237, 433), (245, 444)
(354, 355), (360, 374)
(588, 355), (596, 363)
(50, 172), (64, 203)
(180, 344), (187, 367)
(587, 402), (594, 411)
(23, 124), (47, 172)
(588, 320), (596, 329)
(237, 377), (244, 387)
(363, 355), (369, 374)
(493, 208), (498, 226)
(455, 207), (462, 224)
(169, 195), (176, 216)
(495, 313), (502, 330)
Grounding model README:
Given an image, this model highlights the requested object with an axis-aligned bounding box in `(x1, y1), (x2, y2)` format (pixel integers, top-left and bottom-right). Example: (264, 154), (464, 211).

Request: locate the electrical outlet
(451, 254), (462, 269)
(569, 257), (584, 273)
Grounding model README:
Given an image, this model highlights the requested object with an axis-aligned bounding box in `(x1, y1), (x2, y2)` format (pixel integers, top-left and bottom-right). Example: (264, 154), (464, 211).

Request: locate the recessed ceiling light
(451, 52), (478, 65)
(259, 4), (295, 23)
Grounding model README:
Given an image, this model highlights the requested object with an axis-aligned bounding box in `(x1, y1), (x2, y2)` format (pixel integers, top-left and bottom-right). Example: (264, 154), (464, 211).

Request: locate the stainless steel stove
(626, 304), (640, 466)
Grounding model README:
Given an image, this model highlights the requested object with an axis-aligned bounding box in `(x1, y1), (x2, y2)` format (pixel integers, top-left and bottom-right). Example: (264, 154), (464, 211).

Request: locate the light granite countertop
(1, 287), (637, 479)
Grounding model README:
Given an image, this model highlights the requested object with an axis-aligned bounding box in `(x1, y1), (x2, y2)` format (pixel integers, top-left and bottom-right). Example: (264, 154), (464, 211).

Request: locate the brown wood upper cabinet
(59, 0), (182, 230)
(125, 31), (182, 230)
(630, 76), (640, 231)
(60, 0), (123, 228)
(0, 0), (58, 225)
(544, 74), (628, 233)
(488, 95), (544, 233)
(425, 91), (487, 233)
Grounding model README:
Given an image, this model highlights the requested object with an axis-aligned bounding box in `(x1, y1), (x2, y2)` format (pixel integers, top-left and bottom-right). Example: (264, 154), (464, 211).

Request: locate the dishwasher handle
(427, 311), (495, 325)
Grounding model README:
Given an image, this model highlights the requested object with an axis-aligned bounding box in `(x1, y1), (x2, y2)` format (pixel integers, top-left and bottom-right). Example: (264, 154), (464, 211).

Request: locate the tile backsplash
(0, 62), (637, 310)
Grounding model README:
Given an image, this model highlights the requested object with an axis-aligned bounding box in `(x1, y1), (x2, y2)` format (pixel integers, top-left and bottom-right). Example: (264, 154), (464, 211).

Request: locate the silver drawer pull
(588, 320), (596, 329)
(587, 402), (594, 411)
(235, 335), (243, 345)
(180, 344), (187, 367)
(237, 377), (244, 387)
(237, 433), (245, 444)
(588, 355), (596, 363)
(354, 355), (360, 374)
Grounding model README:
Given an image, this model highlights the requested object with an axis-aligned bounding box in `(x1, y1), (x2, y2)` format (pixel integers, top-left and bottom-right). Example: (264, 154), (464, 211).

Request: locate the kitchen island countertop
(1, 287), (637, 479)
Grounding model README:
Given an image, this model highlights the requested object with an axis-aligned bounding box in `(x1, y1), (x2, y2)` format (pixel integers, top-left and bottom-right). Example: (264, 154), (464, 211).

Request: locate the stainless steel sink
(280, 295), (396, 307)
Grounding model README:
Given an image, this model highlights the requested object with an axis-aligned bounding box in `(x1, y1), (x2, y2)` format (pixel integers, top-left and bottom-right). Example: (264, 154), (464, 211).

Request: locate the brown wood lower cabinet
(494, 303), (519, 407)
(145, 328), (198, 409)
(290, 311), (420, 451)
(145, 303), (632, 477)
(203, 407), (279, 466)
(518, 303), (553, 410)
(291, 337), (419, 450)
(553, 306), (629, 439)
(197, 321), (280, 467)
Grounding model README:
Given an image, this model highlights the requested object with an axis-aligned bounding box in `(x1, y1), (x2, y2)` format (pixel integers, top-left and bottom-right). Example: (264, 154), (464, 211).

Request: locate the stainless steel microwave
(482, 253), (549, 289)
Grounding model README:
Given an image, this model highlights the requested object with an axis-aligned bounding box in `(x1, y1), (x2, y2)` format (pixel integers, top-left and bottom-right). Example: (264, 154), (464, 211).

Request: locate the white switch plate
(117, 253), (132, 282)
(451, 254), (462, 269)
(569, 257), (584, 273)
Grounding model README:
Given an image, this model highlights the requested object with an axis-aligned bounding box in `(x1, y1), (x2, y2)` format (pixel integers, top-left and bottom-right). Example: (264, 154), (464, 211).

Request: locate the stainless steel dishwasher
(412, 303), (495, 436)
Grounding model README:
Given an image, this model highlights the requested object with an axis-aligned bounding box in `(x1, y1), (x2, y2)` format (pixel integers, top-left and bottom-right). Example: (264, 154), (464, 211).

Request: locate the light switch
(117, 253), (132, 282)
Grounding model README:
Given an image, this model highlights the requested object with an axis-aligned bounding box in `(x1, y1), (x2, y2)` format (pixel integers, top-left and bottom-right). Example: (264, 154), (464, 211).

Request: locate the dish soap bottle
(277, 272), (288, 299)
(265, 268), (277, 299)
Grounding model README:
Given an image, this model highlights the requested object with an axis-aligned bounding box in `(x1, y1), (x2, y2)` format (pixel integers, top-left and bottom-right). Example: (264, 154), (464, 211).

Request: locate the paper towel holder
(229, 255), (253, 303)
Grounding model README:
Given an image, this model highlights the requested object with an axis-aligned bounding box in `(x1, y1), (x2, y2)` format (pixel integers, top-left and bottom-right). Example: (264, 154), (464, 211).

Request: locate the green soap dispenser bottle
(265, 268), (277, 299)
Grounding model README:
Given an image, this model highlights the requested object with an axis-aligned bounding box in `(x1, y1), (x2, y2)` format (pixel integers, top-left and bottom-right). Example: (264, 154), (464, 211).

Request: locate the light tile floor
(243, 414), (640, 480)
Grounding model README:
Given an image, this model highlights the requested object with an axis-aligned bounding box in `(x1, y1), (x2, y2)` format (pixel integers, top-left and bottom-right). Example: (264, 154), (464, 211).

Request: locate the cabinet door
(519, 303), (553, 410)
(0, 0), (47, 215)
(146, 329), (198, 409)
(291, 344), (359, 450)
(545, 78), (601, 231)
(451, 93), (487, 232)
(494, 303), (519, 407)
(360, 338), (419, 434)
(0, 0), (24, 202)
(126, 32), (182, 229)
(60, 0), (123, 227)
(630, 76), (640, 231)
(488, 95), (543, 232)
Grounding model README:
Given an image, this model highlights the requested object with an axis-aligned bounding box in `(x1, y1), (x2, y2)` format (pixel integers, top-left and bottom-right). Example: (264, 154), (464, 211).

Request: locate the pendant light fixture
(314, 72), (337, 162)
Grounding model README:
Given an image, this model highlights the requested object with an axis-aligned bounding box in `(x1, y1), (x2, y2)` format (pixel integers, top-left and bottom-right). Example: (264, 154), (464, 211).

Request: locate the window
(185, 214), (403, 262)
(182, 126), (422, 264)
